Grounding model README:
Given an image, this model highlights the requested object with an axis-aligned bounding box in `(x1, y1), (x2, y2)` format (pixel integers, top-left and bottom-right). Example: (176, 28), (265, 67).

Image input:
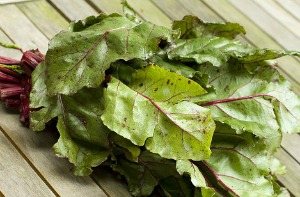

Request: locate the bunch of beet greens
(0, 10), (300, 197)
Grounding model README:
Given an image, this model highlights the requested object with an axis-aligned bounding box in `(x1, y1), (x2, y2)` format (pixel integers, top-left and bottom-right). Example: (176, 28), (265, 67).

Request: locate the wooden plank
(17, 0), (69, 39)
(276, 149), (300, 196)
(0, 106), (108, 196)
(253, 0), (300, 38)
(151, 0), (189, 20)
(126, 0), (171, 27)
(282, 134), (300, 164)
(228, 0), (300, 51)
(87, 0), (123, 14)
(0, 30), (22, 59)
(276, 0), (300, 21)
(0, 127), (56, 197)
(48, 0), (98, 21)
(87, 0), (172, 27)
(0, 4), (48, 53)
(92, 168), (131, 197)
(177, 0), (222, 22)
(0, 0), (35, 4)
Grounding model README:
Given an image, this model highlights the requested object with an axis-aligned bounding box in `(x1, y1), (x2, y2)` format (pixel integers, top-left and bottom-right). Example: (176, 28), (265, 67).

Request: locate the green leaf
(30, 62), (59, 131)
(45, 14), (172, 95)
(54, 115), (109, 176)
(198, 124), (280, 196)
(176, 160), (207, 188)
(172, 15), (245, 39)
(167, 36), (296, 67)
(150, 56), (197, 78)
(176, 160), (218, 196)
(197, 64), (287, 150)
(30, 63), (110, 175)
(112, 151), (178, 197)
(101, 65), (215, 160)
(212, 123), (285, 175)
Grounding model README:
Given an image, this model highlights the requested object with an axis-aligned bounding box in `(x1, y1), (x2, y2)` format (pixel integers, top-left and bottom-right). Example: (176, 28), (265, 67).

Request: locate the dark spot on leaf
(154, 88), (158, 91)
(178, 78), (182, 80)
(158, 38), (169, 49)
(188, 80), (191, 84)
(170, 82), (174, 85)
(167, 79), (170, 85)
(124, 117), (127, 122)
(139, 83), (143, 87)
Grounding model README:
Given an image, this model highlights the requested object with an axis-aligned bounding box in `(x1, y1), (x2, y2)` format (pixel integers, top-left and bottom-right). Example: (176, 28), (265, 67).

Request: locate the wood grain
(0, 30), (22, 59)
(253, 0), (300, 38)
(228, 0), (300, 51)
(48, 0), (97, 21)
(0, 4), (48, 53)
(276, 0), (300, 21)
(276, 149), (300, 196)
(17, 0), (68, 38)
(0, 127), (56, 197)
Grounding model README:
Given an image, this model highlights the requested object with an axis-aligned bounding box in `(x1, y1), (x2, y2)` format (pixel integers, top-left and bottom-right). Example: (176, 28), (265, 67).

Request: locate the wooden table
(0, 0), (299, 196)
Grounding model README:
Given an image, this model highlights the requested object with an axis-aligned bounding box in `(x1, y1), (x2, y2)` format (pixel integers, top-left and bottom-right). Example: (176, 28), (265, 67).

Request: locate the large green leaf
(197, 63), (300, 149)
(199, 127), (282, 196)
(30, 63), (110, 175)
(45, 14), (172, 95)
(172, 15), (245, 39)
(175, 124), (284, 197)
(101, 65), (215, 160)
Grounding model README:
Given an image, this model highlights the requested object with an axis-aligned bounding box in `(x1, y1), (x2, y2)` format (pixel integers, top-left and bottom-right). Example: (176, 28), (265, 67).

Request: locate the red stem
(0, 71), (20, 83)
(201, 94), (268, 106)
(0, 56), (20, 65)
(0, 86), (24, 99)
(0, 66), (21, 78)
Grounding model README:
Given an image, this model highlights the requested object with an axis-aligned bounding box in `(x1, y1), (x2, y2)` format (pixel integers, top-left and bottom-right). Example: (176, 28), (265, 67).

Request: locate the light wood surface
(0, 0), (299, 196)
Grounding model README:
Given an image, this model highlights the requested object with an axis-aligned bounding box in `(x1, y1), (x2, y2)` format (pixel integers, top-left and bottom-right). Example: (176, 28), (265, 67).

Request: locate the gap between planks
(0, 126), (60, 196)
(0, 126), (56, 197)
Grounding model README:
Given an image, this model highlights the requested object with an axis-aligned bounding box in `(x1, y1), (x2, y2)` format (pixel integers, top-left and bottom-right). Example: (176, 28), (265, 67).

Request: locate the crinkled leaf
(172, 15), (245, 39)
(197, 63), (300, 152)
(112, 151), (177, 197)
(45, 14), (172, 95)
(212, 123), (285, 175)
(167, 37), (296, 67)
(101, 66), (215, 160)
